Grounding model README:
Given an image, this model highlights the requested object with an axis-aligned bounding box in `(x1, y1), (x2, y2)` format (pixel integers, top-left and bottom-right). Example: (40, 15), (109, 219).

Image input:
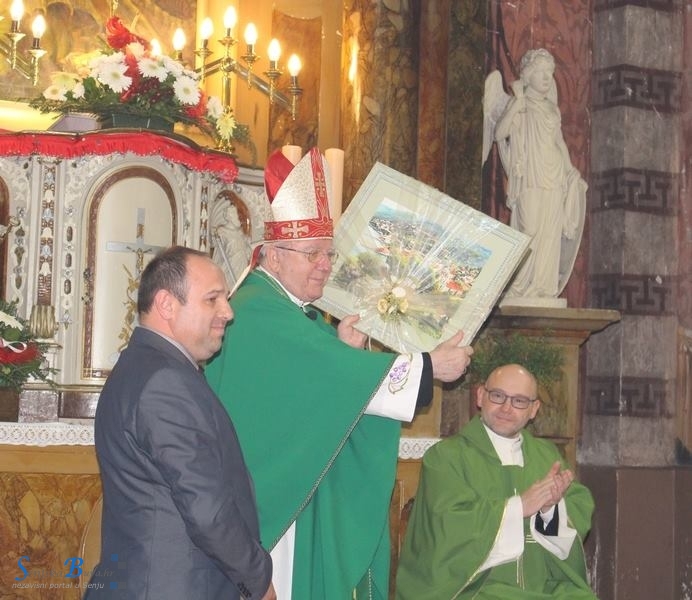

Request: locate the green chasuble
(206, 271), (402, 600)
(396, 416), (596, 600)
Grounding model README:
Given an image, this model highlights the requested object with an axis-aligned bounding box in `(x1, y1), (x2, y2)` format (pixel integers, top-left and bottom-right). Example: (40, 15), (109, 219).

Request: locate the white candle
(281, 144), (302, 166)
(324, 147), (344, 225)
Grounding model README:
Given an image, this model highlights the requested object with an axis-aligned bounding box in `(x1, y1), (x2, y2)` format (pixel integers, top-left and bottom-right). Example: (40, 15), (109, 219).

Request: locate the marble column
(583, 1), (689, 598)
(340, 0), (420, 204)
(415, 0), (450, 191)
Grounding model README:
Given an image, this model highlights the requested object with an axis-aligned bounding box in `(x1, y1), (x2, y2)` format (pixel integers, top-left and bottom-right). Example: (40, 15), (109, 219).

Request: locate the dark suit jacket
(85, 327), (271, 599)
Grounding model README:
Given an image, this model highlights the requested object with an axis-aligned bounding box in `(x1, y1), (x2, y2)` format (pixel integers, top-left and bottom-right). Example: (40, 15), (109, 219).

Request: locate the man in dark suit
(85, 246), (275, 600)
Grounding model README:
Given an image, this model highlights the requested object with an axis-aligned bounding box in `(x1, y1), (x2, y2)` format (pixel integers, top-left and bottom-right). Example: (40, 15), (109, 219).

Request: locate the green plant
(464, 330), (564, 390)
(0, 300), (55, 391)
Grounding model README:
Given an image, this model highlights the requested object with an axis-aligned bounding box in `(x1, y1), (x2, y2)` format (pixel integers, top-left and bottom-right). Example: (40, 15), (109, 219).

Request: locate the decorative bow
(0, 338), (28, 353)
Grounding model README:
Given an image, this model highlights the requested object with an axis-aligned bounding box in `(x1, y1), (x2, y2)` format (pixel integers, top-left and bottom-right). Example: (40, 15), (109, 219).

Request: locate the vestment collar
(481, 420), (524, 467)
(256, 267), (314, 313)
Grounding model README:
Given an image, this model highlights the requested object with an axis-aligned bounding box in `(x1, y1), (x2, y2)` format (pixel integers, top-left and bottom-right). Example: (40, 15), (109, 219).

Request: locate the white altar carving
(0, 130), (265, 418)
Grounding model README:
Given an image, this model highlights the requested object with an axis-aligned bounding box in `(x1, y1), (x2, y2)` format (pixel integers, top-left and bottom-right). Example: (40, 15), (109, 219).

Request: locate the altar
(0, 128), (268, 421)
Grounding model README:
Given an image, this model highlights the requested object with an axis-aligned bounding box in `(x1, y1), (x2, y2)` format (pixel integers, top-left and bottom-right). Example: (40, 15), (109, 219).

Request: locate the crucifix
(106, 208), (164, 276)
(105, 207), (166, 352)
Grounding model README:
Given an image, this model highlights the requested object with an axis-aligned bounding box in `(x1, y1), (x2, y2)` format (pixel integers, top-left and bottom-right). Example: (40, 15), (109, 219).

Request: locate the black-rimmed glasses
(275, 246), (339, 265)
(483, 387), (536, 410)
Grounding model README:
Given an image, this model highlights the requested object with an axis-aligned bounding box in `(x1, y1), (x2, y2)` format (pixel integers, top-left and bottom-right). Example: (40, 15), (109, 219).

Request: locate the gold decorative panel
(0, 445), (101, 599)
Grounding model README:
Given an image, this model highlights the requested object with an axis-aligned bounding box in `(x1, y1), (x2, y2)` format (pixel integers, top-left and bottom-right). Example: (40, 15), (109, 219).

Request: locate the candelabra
(174, 7), (303, 120)
(0, 0), (47, 86)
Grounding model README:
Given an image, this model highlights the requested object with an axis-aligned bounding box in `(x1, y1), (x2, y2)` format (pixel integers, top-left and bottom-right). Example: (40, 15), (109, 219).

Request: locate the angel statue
(209, 186), (272, 290)
(483, 48), (587, 306)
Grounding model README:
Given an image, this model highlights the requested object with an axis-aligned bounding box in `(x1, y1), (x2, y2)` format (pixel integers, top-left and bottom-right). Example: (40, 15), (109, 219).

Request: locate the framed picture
(314, 162), (530, 353)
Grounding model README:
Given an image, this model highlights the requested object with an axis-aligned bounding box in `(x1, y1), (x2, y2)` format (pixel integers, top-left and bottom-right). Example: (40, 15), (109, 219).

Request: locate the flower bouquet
(28, 16), (250, 151)
(0, 299), (54, 391)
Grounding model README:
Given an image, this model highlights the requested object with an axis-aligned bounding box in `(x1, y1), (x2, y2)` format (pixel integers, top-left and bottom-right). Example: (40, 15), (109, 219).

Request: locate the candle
(172, 28), (186, 52)
(244, 23), (258, 45)
(287, 54), (302, 78)
(200, 17), (213, 48)
(281, 145), (302, 166)
(324, 148), (344, 225)
(150, 39), (162, 57)
(267, 39), (281, 70)
(223, 6), (237, 37)
(9, 0), (24, 23)
(31, 14), (46, 47)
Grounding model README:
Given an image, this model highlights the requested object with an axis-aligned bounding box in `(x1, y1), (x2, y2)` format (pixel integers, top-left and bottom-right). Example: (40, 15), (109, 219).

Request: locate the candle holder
(241, 45), (259, 89)
(187, 15), (300, 121)
(0, 3), (48, 85)
(6, 26), (25, 70)
(264, 62), (282, 104)
(194, 42), (213, 82)
(217, 36), (238, 109)
(288, 76), (303, 122)
(28, 42), (46, 87)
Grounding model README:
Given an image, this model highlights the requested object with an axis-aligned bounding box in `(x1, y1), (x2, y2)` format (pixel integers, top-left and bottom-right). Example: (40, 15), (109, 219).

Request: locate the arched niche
(82, 167), (177, 381)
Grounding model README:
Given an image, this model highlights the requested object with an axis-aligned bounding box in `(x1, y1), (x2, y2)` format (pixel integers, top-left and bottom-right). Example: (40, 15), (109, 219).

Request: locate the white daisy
(104, 51), (126, 64)
(50, 71), (79, 89)
(206, 95), (223, 119)
(0, 311), (23, 331)
(71, 82), (85, 99)
(43, 85), (67, 101)
(95, 63), (132, 93)
(161, 55), (184, 77)
(173, 75), (200, 105)
(138, 57), (168, 82)
(181, 66), (200, 82)
(126, 42), (146, 59)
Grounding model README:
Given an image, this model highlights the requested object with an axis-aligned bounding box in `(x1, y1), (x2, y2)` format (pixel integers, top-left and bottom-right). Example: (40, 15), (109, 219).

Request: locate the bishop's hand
(429, 330), (473, 382)
(337, 314), (368, 349)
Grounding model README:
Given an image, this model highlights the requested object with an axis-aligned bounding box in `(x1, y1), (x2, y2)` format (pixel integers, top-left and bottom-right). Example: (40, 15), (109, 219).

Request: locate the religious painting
(314, 162), (530, 354)
(0, 0), (197, 101)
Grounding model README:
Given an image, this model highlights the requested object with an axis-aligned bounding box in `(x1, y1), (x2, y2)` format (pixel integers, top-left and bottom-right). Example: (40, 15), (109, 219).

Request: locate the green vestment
(395, 416), (596, 599)
(206, 271), (403, 600)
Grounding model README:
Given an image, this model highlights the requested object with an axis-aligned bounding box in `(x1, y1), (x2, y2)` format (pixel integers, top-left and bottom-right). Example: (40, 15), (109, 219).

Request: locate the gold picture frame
(314, 162), (530, 353)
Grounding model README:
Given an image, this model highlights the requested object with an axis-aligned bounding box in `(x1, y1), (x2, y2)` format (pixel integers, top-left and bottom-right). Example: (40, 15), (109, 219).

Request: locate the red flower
(0, 342), (39, 365)
(106, 16), (150, 51)
(185, 93), (208, 120)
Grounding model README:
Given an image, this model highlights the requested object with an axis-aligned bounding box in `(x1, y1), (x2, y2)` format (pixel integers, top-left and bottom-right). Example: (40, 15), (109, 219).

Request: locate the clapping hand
(521, 461), (575, 517)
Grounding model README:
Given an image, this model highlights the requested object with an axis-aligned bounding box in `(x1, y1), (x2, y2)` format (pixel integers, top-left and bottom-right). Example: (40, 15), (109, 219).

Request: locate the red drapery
(0, 129), (239, 184)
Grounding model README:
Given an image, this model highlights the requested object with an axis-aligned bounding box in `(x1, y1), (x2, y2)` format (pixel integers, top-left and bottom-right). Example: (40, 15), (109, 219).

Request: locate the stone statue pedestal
(500, 296), (568, 309)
